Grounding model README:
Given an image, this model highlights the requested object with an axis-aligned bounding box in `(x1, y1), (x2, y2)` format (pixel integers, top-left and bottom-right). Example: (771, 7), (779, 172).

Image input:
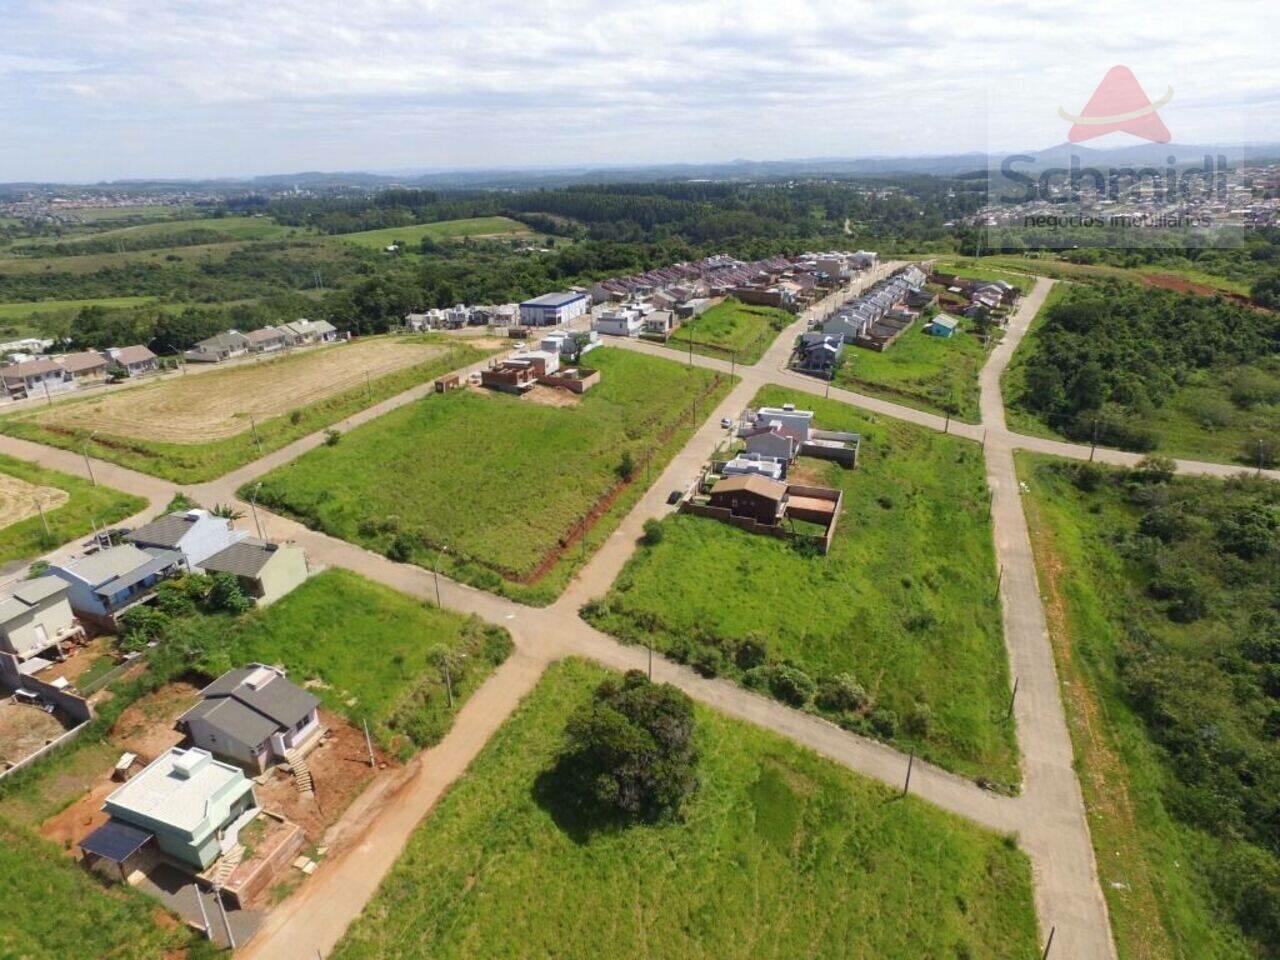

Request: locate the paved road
(10, 264), (1263, 958)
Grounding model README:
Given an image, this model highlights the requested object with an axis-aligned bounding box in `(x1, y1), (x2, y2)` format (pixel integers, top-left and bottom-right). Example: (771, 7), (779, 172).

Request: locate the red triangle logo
(1060, 66), (1172, 143)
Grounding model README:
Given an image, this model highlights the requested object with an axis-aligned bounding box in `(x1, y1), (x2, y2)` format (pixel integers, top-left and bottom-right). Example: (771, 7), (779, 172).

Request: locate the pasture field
(0, 239), (245, 276)
(930, 258), (1034, 294)
(0, 336), (495, 482)
(251, 348), (735, 605)
(12, 215), (291, 255)
(833, 317), (989, 422)
(332, 659), (1039, 960)
(213, 570), (512, 756)
(1017, 453), (1274, 959)
(0, 822), (212, 960)
(335, 216), (534, 249)
(585, 387), (1017, 784)
(0, 296), (156, 320)
(0, 454), (145, 568)
(665, 297), (792, 364)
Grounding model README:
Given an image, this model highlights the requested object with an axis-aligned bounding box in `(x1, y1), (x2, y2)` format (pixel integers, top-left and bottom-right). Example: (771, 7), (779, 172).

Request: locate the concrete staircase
(284, 748), (314, 796)
(208, 844), (243, 887)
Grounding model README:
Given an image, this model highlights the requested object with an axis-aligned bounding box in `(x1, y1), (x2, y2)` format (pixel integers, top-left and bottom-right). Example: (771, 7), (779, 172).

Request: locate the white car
(720, 418), (733, 429)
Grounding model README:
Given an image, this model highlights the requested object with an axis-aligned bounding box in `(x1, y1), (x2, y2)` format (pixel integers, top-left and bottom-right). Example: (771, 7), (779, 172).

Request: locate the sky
(1, 0), (1277, 182)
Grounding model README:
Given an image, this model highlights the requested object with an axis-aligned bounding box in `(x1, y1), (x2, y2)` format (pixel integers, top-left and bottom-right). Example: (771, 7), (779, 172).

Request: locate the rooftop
(0, 575), (69, 624)
(104, 747), (248, 834)
(522, 291), (586, 308)
(200, 537), (279, 578)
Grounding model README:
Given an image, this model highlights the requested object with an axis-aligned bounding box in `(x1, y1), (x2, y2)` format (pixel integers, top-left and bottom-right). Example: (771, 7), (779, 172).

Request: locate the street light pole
(83, 432), (98, 486)
(249, 482), (264, 540)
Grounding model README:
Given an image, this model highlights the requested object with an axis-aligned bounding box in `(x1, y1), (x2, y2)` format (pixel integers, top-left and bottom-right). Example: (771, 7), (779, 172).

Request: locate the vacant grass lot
(12, 215), (291, 255)
(333, 660), (1038, 960)
(0, 337), (494, 482)
(0, 454), (145, 568)
(834, 318), (989, 422)
(931, 258), (1034, 294)
(252, 348), (734, 604)
(1017, 454), (1267, 959)
(335, 216), (534, 250)
(666, 297), (792, 364)
(586, 387), (1017, 785)
(0, 296), (156, 320)
(0, 822), (212, 960)
(216, 570), (511, 756)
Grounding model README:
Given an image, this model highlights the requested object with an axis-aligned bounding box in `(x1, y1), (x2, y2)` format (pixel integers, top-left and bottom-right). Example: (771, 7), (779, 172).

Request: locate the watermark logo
(1058, 65), (1172, 143)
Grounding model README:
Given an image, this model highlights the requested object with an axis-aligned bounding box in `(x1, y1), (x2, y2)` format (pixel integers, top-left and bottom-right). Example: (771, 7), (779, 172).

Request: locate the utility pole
(1089, 418), (1099, 462)
(902, 751), (914, 797)
(35, 499), (49, 539)
(1041, 926), (1056, 959)
(42, 379), (52, 406)
(433, 546), (448, 606)
(1007, 676), (1019, 720)
(1258, 439), (1266, 477)
(365, 370), (372, 402)
(995, 564), (1004, 599)
(82, 441), (97, 487)
(363, 718), (375, 768)
(250, 414), (262, 454)
(647, 643), (653, 680)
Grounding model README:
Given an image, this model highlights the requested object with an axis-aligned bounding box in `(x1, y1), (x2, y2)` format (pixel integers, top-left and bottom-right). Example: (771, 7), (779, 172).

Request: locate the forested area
(1032, 458), (1280, 952)
(1015, 280), (1280, 452)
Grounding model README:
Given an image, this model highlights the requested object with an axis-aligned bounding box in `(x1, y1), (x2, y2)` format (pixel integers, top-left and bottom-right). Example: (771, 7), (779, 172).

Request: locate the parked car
(666, 490), (683, 505)
(720, 418), (732, 429)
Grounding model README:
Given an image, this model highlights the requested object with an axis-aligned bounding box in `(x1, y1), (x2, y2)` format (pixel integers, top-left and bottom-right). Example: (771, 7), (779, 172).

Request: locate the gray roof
(112, 344), (156, 365)
(95, 548), (183, 597)
(193, 665), (319, 731)
(245, 327), (286, 344)
(182, 697), (278, 748)
(0, 575), (70, 624)
(59, 351), (108, 373)
(126, 511), (201, 549)
(200, 538), (278, 578)
(57, 544), (159, 588)
(194, 331), (249, 351)
(311, 320), (336, 334)
(522, 291), (586, 308)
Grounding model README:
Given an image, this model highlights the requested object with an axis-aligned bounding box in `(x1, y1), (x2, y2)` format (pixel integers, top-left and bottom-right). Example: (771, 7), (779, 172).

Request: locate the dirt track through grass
(36, 339), (445, 442)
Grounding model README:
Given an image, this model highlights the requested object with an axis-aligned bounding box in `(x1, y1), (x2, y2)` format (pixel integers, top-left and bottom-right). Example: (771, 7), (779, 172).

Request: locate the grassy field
(666, 297), (792, 364)
(335, 216), (534, 250)
(332, 659), (1039, 960)
(0, 239), (246, 276)
(215, 570), (511, 756)
(0, 296), (156, 320)
(834, 317), (990, 422)
(0, 336), (495, 482)
(0, 822), (212, 960)
(972, 255), (1252, 298)
(585, 386), (1017, 785)
(1017, 453), (1272, 959)
(251, 348), (735, 605)
(0, 454), (146, 569)
(11, 215), (291, 254)
(931, 258), (1035, 294)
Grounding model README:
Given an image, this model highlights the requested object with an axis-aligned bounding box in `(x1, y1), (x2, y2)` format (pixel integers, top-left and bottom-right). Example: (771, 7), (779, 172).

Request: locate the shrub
(769, 665), (815, 707)
(289, 409), (304, 425)
(691, 645), (725, 678)
(119, 604), (170, 651)
(1071, 463), (1104, 492)
(323, 428), (341, 446)
(735, 633), (768, 670)
(1133, 455), (1176, 484)
(386, 532), (416, 563)
(904, 702), (934, 737)
(815, 673), (868, 713)
(869, 707), (899, 738)
(207, 572), (252, 615)
(617, 450), (636, 482)
(641, 518), (664, 546)
(559, 670), (699, 821)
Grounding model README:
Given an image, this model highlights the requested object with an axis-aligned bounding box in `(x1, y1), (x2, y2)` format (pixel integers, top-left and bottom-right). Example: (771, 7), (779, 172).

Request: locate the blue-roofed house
(924, 314), (960, 338)
(49, 543), (185, 629)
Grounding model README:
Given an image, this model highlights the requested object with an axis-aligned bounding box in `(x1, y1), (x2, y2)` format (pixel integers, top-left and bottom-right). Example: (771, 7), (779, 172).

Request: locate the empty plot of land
(36, 339), (445, 442)
(0, 472), (69, 529)
(335, 216), (534, 249)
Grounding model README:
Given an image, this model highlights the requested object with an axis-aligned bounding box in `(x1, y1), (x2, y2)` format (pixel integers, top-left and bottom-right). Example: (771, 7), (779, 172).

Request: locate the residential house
(541, 330), (599, 359)
(1, 359), (73, 400)
(721, 453), (786, 482)
(184, 331), (250, 363)
(199, 538), (308, 605)
(0, 576), (80, 663)
(851, 250), (878, 269)
(244, 327), (288, 354)
(311, 319), (338, 342)
(125, 508), (245, 569)
(753, 404), (814, 443)
(179, 664), (321, 773)
(519, 292), (589, 327)
(643, 310), (677, 336)
(106, 345), (158, 378)
(793, 333), (844, 375)
(58, 351), (109, 384)
(708, 474), (788, 524)
(81, 747), (257, 876)
(593, 304), (644, 337)
(480, 351), (558, 393)
(741, 422), (799, 462)
(279, 319), (323, 345)
(49, 544), (185, 628)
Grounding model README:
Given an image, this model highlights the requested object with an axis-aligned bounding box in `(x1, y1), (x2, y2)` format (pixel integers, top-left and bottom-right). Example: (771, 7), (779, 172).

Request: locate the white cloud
(1, 0), (1277, 180)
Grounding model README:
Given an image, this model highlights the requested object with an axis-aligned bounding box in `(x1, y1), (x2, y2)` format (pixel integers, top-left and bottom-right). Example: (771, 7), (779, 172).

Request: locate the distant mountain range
(5, 143), (1278, 194)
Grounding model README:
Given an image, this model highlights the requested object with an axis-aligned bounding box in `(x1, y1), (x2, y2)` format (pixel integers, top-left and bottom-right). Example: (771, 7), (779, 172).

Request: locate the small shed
(925, 314), (959, 338)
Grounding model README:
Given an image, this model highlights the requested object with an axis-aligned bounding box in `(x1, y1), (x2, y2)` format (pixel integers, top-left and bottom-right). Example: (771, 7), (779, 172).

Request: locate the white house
(125, 508), (245, 569)
(593, 305), (644, 337)
(753, 404), (814, 443)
